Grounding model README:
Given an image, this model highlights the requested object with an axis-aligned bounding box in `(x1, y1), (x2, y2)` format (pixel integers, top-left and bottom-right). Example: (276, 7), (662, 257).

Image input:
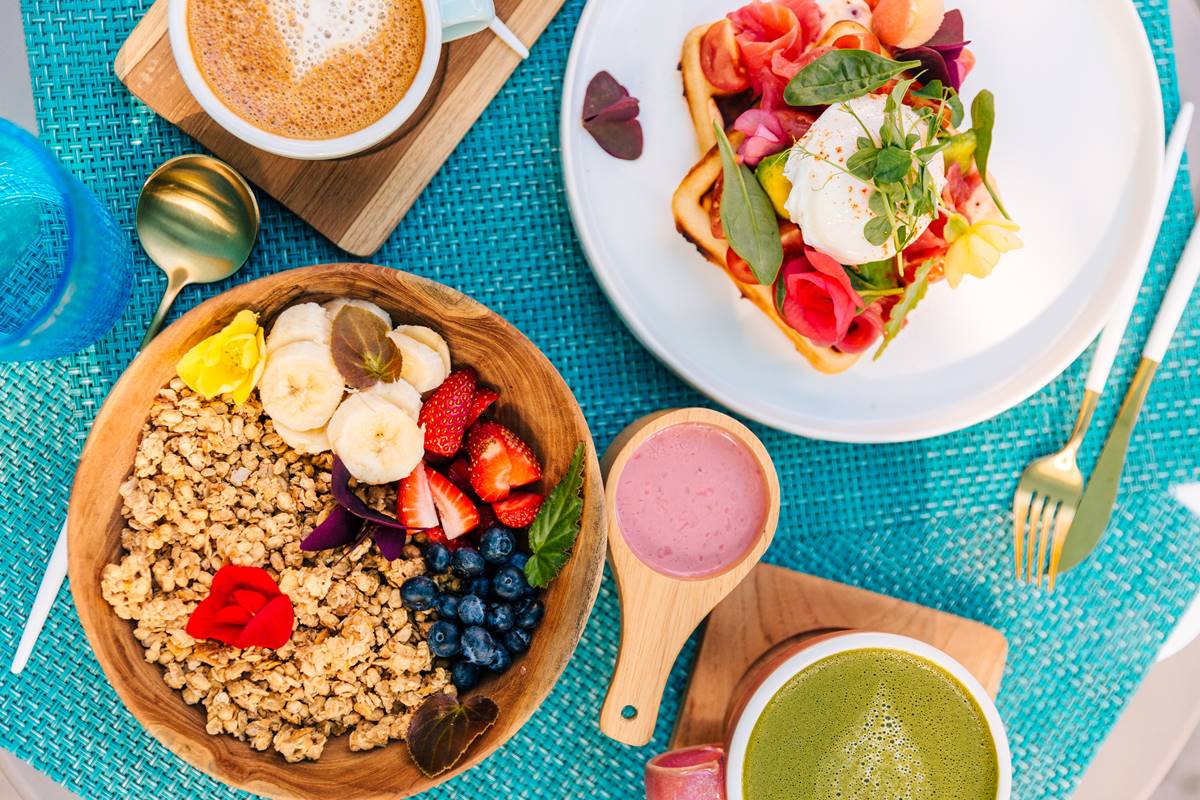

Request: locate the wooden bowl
(67, 264), (607, 800)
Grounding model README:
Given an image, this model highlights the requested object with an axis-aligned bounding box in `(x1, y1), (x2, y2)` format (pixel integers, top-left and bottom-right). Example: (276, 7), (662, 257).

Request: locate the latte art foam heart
(266, 0), (392, 79)
(187, 0), (426, 140)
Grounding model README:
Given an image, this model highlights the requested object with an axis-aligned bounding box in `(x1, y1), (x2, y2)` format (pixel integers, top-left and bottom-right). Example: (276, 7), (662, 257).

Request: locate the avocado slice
(755, 150), (793, 219)
(942, 131), (977, 174)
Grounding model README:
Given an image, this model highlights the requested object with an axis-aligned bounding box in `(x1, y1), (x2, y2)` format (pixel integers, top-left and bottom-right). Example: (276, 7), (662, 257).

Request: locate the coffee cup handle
(645, 745), (728, 800)
(438, 0), (492, 41)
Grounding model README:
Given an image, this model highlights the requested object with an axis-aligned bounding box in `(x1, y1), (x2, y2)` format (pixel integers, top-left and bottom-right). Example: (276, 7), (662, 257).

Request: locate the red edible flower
(777, 248), (865, 348)
(186, 565), (294, 650)
(733, 107), (815, 166)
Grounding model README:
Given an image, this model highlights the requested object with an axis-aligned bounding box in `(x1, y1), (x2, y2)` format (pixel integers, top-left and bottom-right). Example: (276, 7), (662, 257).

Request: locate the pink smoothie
(615, 423), (768, 579)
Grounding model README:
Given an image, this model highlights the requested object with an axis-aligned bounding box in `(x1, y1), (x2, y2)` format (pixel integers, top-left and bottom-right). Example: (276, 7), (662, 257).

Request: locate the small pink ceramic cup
(644, 631), (1012, 800)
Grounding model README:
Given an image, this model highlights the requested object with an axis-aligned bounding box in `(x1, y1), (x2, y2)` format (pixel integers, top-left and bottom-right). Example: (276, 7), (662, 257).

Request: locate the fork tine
(1024, 493), (1047, 583)
(1046, 507), (1077, 592)
(1012, 487), (1032, 580)
(1034, 499), (1059, 588)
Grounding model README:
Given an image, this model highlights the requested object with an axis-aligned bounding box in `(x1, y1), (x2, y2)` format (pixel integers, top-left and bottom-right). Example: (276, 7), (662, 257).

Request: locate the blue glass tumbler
(0, 119), (132, 361)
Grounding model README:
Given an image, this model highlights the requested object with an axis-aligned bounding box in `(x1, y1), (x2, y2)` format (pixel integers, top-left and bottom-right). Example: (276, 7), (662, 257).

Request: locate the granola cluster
(101, 379), (453, 762)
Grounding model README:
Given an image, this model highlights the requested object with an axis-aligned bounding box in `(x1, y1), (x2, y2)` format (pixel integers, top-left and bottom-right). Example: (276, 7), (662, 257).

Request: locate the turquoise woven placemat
(3, 1), (1199, 798)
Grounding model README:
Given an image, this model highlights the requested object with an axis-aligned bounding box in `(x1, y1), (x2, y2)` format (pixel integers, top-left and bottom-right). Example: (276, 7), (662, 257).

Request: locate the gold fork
(1011, 103), (1193, 590)
(1012, 393), (1098, 588)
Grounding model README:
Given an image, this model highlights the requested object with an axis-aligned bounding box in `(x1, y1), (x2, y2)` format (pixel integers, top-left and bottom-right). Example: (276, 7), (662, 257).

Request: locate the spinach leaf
(875, 259), (935, 359)
(714, 123), (783, 285)
(970, 90), (1010, 218)
(784, 50), (920, 107)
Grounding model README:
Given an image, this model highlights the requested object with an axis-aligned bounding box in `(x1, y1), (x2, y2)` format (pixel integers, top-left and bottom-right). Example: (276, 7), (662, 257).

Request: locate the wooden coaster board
(114, 0), (564, 256)
(670, 564), (1009, 748)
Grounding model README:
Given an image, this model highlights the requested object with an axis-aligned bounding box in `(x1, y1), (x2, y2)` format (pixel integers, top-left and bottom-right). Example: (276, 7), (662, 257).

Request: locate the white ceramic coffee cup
(646, 631), (1012, 800)
(168, 0), (498, 160)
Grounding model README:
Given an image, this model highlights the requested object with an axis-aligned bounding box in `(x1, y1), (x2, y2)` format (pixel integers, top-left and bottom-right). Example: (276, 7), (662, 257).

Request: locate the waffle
(672, 23), (863, 375)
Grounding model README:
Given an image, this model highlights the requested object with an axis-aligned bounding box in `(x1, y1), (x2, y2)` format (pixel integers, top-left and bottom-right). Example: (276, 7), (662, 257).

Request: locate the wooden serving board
(114, 0), (564, 256)
(670, 564), (1009, 748)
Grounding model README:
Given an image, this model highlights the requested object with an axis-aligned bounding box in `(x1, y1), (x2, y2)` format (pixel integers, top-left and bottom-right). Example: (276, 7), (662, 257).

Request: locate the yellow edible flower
(176, 309), (266, 405)
(942, 213), (1023, 289)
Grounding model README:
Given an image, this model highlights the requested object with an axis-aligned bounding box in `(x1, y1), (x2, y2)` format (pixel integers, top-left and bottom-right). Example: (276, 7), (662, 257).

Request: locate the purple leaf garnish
(582, 71), (643, 161)
(406, 693), (500, 778)
(897, 10), (971, 90)
(373, 526), (409, 561)
(331, 458), (408, 530)
(301, 504), (364, 551)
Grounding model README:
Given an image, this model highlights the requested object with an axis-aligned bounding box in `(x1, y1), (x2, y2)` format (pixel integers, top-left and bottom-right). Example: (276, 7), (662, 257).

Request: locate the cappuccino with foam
(187, 0), (426, 140)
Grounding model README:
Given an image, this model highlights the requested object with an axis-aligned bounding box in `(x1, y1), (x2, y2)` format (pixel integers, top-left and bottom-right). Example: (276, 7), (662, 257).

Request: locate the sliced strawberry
(467, 422), (512, 502)
(447, 457), (474, 495)
(427, 468), (480, 540)
(419, 369), (477, 458)
(494, 424), (542, 487)
(397, 462), (439, 530)
(492, 492), (544, 529)
(466, 387), (500, 427)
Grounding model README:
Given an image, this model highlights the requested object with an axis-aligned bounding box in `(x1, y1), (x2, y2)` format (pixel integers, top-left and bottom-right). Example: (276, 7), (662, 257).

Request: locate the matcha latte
(743, 648), (1000, 800)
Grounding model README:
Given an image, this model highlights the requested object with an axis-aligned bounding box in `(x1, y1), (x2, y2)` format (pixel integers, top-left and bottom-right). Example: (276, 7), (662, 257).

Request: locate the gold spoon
(9, 155), (258, 677)
(135, 154), (259, 349)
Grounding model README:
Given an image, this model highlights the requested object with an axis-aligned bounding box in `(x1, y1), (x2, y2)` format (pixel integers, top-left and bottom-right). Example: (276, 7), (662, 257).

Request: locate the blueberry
(457, 594), (486, 627)
(400, 576), (438, 611)
(488, 643), (512, 673)
(428, 620), (462, 658)
(461, 626), (497, 666)
(423, 542), (452, 575)
(451, 660), (481, 691)
(514, 599), (544, 630)
(467, 576), (492, 599)
(434, 593), (460, 620)
(479, 526), (516, 564)
(452, 547), (487, 578)
(508, 552), (529, 571)
(504, 626), (532, 654)
(492, 565), (528, 601)
(485, 602), (514, 633)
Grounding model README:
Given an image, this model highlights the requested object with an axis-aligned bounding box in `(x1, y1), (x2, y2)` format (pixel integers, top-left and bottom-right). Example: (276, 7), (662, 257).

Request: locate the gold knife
(1059, 214), (1200, 572)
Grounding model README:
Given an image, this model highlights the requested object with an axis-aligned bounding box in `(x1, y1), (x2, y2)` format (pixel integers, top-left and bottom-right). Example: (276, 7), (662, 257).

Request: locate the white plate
(561, 0), (1163, 442)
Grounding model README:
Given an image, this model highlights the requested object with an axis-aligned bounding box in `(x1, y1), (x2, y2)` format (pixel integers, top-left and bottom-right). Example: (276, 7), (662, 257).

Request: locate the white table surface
(2, 2), (1200, 799)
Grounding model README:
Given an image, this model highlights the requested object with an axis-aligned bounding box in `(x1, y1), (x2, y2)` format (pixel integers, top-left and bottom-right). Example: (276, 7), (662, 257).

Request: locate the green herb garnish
(524, 443), (587, 589)
(714, 123), (784, 285)
(874, 259), (935, 359)
(784, 50), (921, 107)
(969, 90), (1010, 219)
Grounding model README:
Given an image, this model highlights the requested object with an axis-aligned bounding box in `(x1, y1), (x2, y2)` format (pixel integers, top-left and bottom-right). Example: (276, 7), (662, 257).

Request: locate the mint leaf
(524, 443), (587, 589)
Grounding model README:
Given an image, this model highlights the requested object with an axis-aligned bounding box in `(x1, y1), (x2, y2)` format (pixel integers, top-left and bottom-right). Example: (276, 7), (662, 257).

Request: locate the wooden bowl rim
(67, 263), (607, 799)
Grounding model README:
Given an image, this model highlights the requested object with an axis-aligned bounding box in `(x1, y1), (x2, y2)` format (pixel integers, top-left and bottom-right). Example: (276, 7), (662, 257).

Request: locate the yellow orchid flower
(942, 213), (1024, 289)
(176, 309), (266, 405)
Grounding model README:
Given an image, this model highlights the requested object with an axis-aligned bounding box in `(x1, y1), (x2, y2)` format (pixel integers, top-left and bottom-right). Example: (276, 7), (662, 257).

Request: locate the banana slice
(259, 341), (346, 431)
(266, 303), (332, 353)
(271, 420), (331, 455)
(394, 325), (451, 375)
(362, 378), (422, 421)
(386, 331), (448, 393)
(324, 299), (391, 327)
(327, 393), (424, 484)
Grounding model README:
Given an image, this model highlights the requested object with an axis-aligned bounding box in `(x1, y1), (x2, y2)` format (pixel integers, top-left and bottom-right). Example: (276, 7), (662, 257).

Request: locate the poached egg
(783, 94), (946, 266)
